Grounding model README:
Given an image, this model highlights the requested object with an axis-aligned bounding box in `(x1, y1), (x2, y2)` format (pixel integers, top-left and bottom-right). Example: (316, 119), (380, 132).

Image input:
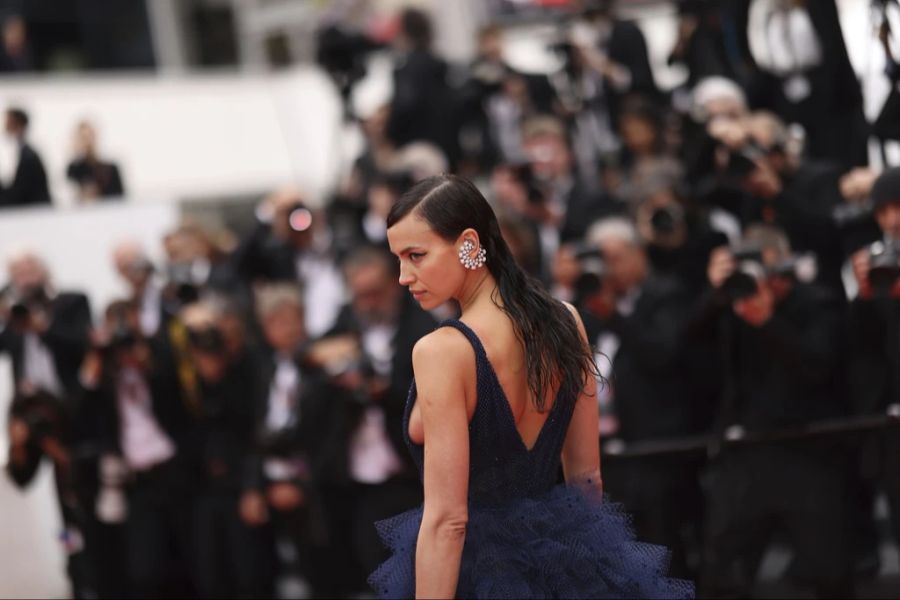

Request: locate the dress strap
(436, 318), (490, 367)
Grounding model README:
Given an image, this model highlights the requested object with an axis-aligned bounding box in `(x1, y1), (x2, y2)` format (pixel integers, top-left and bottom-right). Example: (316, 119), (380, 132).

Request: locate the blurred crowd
(4, 0), (900, 598)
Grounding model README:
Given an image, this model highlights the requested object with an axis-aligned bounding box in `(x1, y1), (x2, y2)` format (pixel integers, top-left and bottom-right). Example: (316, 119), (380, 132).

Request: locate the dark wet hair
(387, 174), (597, 411)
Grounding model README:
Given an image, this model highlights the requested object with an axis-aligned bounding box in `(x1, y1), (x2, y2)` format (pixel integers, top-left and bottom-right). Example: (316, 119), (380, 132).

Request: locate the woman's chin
(412, 292), (439, 309)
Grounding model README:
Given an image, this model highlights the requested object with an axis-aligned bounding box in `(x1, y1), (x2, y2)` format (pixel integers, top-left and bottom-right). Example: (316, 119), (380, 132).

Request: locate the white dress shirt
(22, 332), (64, 397)
(349, 322), (405, 484)
(117, 367), (176, 472)
(295, 252), (346, 339)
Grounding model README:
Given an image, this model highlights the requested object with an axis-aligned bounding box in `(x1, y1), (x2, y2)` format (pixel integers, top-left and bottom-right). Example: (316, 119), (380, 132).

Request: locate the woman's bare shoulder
(412, 326), (473, 372)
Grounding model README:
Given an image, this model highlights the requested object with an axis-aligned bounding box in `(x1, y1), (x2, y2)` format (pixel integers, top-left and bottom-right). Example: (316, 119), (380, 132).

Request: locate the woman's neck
(457, 271), (498, 315)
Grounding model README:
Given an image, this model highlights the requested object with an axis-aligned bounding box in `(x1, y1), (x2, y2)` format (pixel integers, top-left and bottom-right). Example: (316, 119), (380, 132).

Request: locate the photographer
(231, 188), (346, 338)
(1, 250), (94, 596)
(574, 217), (700, 578)
(305, 245), (435, 594)
(491, 161), (559, 283)
(520, 115), (620, 245)
(458, 24), (559, 171)
(240, 283), (345, 596)
(633, 180), (729, 298)
(847, 167), (900, 550)
(699, 110), (848, 297)
(112, 240), (166, 338)
(552, 1), (657, 181)
(689, 225), (853, 597)
(385, 8), (458, 168)
(180, 299), (272, 598)
(78, 299), (194, 598)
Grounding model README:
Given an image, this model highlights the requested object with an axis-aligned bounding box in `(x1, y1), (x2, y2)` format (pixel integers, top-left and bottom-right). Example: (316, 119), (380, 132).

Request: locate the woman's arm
(413, 328), (472, 599)
(560, 303), (602, 493)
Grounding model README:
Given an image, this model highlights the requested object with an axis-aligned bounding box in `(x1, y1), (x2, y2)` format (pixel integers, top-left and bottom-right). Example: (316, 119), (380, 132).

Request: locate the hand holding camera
(707, 245), (775, 325)
(840, 167), (879, 203)
(732, 281), (775, 327)
(2, 286), (52, 334)
(852, 243), (900, 299)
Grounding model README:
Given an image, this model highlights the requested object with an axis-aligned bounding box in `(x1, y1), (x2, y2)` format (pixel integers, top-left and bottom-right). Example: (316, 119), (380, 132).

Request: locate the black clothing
(387, 49), (457, 164)
(0, 142), (51, 207)
(583, 274), (698, 441)
(0, 291), (92, 397)
(737, 0), (866, 169)
(320, 294), (437, 480)
(66, 158), (125, 199)
(689, 282), (854, 595)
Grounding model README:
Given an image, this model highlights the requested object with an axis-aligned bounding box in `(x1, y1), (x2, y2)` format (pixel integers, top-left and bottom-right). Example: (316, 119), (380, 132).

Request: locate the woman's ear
(456, 228), (482, 250)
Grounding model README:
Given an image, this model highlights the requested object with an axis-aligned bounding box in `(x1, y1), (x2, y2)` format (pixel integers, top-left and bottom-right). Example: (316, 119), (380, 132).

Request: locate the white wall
(0, 67), (344, 208)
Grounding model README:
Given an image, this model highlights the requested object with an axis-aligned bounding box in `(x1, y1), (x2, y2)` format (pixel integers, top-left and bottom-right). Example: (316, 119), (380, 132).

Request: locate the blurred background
(1, 0), (900, 598)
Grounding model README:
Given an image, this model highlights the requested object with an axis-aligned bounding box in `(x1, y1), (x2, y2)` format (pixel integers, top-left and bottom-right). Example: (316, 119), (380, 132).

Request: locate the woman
(370, 174), (692, 599)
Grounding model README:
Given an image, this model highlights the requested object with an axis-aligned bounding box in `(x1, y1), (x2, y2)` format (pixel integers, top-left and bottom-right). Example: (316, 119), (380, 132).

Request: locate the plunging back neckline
(407, 318), (563, 454)
(457, 319), (564, 453)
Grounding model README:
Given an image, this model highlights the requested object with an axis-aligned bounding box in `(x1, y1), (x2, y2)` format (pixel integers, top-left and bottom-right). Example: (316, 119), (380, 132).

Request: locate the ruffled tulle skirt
(368, 485), (694, 599)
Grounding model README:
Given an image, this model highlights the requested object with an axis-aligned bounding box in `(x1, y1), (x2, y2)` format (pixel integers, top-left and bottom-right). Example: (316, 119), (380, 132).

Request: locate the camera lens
(650, 207), (677, 234)
(720, 271), (758, 301)
(289, 207), (313, 233)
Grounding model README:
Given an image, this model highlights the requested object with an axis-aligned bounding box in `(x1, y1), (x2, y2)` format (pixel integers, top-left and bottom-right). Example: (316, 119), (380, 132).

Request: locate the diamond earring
(458, 239), (487, 270)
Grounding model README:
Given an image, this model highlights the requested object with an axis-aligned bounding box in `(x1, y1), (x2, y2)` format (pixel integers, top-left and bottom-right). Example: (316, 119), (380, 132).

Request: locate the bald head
(112, 240), (153, 289)
(7, 249), (48, 293)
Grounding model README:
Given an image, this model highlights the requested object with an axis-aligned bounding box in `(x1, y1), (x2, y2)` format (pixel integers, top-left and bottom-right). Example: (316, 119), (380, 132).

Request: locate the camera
(719, 244), (813, 302)
(868, 239), (900, 290)
(649, 205), (684, 236)
(187, 325), (227, 356)
(287, 204), (313, 234)
(104, 315), (139, 355)
(833, 199), (876, 229)
(6, 286), (50, 328)
(719, 246), (766, 302)
(570, 242), (607, 302)
(722, 143), (765, 181)
(506, 162), (546, 205)
(315, 25), (383, 118)
(9, 389), (67, 447)
(166, 262), (202, 307)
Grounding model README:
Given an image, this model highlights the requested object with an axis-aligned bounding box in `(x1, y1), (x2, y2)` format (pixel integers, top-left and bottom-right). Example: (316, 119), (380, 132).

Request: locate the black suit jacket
(83, 331), (194, 460)
(194, 347), (265, 491)
(0, 143), (51, 208)
(231, 221), (297, 284)
(320, 293), (438, 483)
(0, 291), (92, 397)
(387, 49), (458, 164)
(687, 281), (848, 432)
(848, 297), (900, 416)
(582, 275), (700, 441)
(737, 0), (866, 168)
(242, 355), (347, 490)
(608, 20), (658, 98)
(2, 292), (91, 488)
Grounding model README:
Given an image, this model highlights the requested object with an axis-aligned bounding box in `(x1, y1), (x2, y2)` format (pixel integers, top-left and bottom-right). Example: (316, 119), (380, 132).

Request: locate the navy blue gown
(369, 319), (694, 599)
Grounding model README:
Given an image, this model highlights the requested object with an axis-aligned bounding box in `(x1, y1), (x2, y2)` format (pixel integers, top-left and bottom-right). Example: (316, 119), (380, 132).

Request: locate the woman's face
(387, 213), (469, 311)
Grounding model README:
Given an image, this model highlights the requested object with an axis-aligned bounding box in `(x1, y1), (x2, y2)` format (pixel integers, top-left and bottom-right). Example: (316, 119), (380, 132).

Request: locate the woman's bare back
(408, 307), (558, 450)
